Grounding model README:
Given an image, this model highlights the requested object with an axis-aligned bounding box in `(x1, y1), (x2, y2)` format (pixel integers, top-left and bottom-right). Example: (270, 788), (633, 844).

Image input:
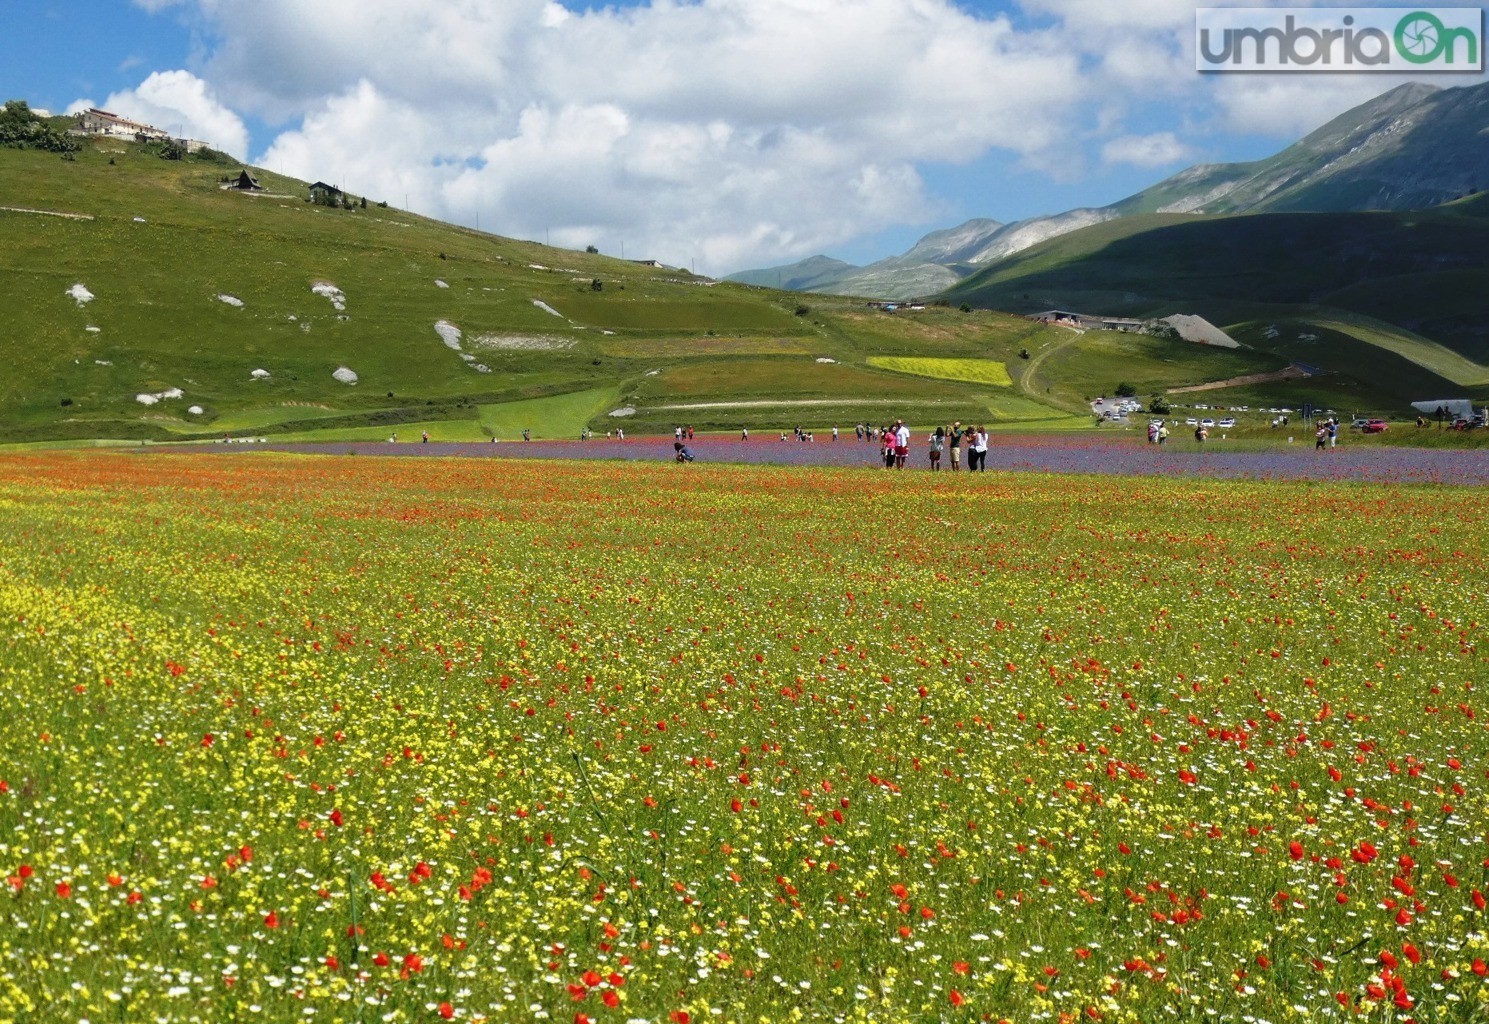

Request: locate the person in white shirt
(894, 419), (911, 469)
(970, 426), (989, 471)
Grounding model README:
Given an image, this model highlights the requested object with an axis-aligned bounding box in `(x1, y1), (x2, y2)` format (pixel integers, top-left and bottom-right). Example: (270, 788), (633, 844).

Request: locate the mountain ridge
(729, 80), (1489, 299)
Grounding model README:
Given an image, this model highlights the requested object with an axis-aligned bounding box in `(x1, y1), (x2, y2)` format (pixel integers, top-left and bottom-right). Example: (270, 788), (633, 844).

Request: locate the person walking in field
(1315, 423), (1327, 450)
(894, 419), (911, 469)
(1327, 418), (1338, 448)
(741, 426), (749, 441)
(832, 425), (839, 441)
(928, 426), (944, 470)
(947, 422), (963, 471)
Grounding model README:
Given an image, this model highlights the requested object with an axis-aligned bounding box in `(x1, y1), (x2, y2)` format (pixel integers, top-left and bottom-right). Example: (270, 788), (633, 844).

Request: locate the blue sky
(3, 1), (1484, 272)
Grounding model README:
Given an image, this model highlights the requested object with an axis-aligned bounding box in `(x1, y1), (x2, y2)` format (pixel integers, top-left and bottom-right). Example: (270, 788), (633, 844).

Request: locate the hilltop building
(309, 181), (344, 204)
(71, 107), (208, 152)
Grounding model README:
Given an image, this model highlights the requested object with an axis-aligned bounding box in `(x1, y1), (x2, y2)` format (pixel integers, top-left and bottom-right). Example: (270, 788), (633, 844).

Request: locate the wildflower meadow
(0, 452), (1485, 1024)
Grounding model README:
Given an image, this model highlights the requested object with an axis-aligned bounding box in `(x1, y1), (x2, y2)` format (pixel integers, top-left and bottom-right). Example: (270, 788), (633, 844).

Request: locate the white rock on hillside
(67, 283), (94, 305)
(434, 320), (463, 350)
(251, 368), (270, 379)
(218, 294), (244, 307)
(312, 282), (347, 310)
(333, 366), (358, 384)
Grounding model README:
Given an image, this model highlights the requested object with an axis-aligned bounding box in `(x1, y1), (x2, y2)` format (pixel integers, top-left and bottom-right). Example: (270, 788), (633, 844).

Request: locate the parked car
(1218, 418), (1236, 428)
(1362, 419), (1388, 433)
(1185, 418), (1198, 426)
(1201, 418), (1215, 428)
(1350, 417), (1371, 431)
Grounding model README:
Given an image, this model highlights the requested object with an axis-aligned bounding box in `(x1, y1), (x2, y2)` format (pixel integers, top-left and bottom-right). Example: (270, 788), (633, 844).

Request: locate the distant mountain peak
(730, 79), (1489, 300)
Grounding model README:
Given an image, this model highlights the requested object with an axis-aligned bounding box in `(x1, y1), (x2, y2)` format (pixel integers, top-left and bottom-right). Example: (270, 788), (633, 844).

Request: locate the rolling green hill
(944, 195), (1489, 410)
(8, 103), (1481, 439)
(1, 124), (1090, 441)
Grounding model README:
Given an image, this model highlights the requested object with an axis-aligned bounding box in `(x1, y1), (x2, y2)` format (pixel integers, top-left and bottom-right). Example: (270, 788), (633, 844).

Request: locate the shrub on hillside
(0, 99), (80, 153)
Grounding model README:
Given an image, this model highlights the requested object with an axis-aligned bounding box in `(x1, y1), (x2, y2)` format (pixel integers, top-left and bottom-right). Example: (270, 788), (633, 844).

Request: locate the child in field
(928, 427), (944, 470)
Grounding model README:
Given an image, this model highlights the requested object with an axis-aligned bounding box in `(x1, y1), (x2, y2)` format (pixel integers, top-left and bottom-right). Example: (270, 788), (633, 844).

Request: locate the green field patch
(1305, 313), (1489, 387)
(271, 417), (490, 443)
(1039, 331), (1284, 403)
(477, 386), (621, 439)
(597, 335), (815, 358)
(539, 293), (797, 331)
(867, 356), (1013, 386)
(981, 393), (1084, 425)
(636, 358), (960, 402)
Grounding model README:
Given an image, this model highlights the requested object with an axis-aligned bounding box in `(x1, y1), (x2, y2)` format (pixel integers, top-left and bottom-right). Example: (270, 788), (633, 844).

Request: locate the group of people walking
(879, 419), (989, 471)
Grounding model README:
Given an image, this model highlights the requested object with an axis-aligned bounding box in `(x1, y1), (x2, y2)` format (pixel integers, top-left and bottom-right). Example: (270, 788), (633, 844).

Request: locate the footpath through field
(221, 433), (1489, 485)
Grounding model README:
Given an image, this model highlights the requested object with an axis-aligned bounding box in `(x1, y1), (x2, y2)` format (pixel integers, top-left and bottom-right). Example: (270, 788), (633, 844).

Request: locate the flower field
(0, 452), (1485, 1024)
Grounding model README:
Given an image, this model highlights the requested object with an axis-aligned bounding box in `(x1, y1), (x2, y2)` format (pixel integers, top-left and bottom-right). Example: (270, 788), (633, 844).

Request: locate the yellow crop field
(867, 356), (1013, 386)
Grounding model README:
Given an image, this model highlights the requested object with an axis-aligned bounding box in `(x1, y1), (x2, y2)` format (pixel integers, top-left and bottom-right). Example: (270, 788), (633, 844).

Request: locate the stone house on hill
(77, 107), (169, 142)
(73, 107), (209, 152)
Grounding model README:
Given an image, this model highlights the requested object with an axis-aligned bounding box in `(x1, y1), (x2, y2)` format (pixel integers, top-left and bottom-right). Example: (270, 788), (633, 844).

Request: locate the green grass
(0, 140), (1087, 439)
(1303, 312), (1489, 387)
(943, 204), (1489, 411)
(1033, 331), (1284, 405)
(477, 386), (622, 439)
(9, 130), (1481, 439)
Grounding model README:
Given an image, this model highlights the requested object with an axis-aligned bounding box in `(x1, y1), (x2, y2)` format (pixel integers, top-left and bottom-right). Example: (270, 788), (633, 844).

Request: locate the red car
(1362, 419), (1388, 433)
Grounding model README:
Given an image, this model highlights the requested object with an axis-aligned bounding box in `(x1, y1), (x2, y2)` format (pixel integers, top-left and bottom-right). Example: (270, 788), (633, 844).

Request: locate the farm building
(75, 107), (170, 142)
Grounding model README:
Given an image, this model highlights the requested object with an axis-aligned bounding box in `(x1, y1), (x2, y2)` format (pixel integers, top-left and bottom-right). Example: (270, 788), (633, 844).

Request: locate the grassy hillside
(2, 134), (1103, 440)
(944, 196), (1489, 410)
(9, 126), (1478, 439)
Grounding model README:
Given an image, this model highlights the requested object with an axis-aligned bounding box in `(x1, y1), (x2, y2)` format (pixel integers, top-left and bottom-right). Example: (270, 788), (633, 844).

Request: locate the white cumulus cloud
(147, 0), (1095, 272)
(1102, 131), (1191, 168)
(112, 0), (1489, 273)
(89, 70), (249, 157)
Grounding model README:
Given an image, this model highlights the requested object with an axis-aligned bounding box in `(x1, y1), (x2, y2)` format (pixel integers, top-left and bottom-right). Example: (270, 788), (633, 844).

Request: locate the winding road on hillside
(1015, 324), (1084, 408)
